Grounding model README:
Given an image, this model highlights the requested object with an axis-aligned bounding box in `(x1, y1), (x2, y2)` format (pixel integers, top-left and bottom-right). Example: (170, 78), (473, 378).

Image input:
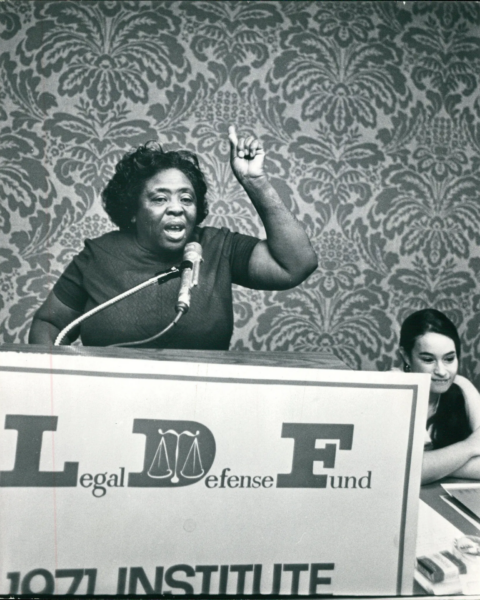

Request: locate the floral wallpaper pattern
(1, 0), (480, 384)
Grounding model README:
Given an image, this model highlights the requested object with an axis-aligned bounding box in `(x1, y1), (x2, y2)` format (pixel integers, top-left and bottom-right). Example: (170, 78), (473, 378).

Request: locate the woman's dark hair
(400, 309), (470, 449)
(400, 308), (461, 359)
(102, 142), (208, 231)
(428, 384), (471, 449)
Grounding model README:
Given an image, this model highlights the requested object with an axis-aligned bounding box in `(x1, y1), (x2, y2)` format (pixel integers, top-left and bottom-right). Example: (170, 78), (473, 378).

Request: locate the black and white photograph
(1, 0), (480, 596)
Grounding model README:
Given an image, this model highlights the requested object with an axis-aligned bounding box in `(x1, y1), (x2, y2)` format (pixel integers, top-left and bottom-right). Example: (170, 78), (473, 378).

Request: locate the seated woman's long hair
(400, 309), (471, 449)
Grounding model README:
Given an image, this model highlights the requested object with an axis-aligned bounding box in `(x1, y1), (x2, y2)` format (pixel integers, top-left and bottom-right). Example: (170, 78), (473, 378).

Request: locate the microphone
(176, 242), (203, 313)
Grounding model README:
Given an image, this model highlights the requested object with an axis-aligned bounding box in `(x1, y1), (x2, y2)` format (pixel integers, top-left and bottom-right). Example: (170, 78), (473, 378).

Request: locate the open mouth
(164, 223), (186, 241)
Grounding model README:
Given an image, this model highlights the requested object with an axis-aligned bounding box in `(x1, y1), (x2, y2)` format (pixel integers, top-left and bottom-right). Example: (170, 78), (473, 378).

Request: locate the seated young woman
(399, 309), (480, 484)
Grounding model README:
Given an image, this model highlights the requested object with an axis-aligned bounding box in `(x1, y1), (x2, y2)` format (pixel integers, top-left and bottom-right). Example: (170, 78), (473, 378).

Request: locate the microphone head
(183, 242), (202, 261)
(176, 242), (202, 313)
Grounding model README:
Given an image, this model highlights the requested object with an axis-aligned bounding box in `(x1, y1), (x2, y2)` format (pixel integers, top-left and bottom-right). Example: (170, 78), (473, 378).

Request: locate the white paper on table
(416, 499), (464, 557)
(441, 483), (480, 531)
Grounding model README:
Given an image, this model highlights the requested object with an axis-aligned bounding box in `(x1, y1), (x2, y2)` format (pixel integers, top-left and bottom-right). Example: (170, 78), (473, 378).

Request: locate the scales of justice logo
(148, 429), (203, 483)
(128, 419), (216, 487)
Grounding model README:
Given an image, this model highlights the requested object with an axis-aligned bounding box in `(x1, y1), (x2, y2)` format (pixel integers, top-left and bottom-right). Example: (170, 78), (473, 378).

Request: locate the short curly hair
(102, 142), (208, 231)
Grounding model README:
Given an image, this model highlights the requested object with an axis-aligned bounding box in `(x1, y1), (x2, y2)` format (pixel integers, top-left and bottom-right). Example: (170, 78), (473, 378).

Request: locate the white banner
(0, 350), (429, 596)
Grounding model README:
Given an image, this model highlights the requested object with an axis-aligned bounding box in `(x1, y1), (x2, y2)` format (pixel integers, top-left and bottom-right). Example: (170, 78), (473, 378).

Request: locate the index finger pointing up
(228, 125), (239, 162)
(228, 124), (238, 147)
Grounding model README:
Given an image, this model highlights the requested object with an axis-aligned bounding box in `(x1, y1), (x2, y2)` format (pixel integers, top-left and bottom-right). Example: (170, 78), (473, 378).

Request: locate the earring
(404, 363), (411, 372)
(131, 216), (136, 224)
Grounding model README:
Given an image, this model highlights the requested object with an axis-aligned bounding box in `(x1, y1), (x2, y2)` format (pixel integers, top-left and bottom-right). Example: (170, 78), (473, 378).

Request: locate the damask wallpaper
(1, 1), (479, 383)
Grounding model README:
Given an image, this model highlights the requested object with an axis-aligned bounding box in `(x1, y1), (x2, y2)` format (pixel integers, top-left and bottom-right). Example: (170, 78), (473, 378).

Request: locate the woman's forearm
(450, 456), (480, 479)
(241, 175), (318, 287)
(422, 439), (477, 484)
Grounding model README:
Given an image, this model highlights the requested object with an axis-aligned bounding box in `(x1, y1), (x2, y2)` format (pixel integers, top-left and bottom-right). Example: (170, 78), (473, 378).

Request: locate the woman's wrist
(239, 176), (288, 219)
(238, 173), (270, 194)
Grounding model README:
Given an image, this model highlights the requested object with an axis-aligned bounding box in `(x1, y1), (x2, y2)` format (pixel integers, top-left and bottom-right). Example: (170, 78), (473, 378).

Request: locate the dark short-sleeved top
(53, 226), (259, 349)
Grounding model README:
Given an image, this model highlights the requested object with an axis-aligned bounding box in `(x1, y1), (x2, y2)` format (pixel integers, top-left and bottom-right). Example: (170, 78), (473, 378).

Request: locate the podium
(0, 344), (430, 596)
(0, 342), (351, 369)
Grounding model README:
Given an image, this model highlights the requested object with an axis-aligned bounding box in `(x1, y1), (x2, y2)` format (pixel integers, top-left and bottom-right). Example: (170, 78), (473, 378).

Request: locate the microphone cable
(108, 310), (184, 348)
(54, 267), (181, 347)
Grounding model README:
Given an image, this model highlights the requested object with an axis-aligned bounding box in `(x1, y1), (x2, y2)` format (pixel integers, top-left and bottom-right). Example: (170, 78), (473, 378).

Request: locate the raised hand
(228, 125), (266, 182)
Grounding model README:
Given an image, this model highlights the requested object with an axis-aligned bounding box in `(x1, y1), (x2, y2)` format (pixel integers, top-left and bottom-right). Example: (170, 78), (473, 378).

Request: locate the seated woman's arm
(422, 426), (480, 484)
(228, 126), (318, 290)
(430, 376), (480, 482)
(29, 291), (82, 345)
(449, 455), (480, 480)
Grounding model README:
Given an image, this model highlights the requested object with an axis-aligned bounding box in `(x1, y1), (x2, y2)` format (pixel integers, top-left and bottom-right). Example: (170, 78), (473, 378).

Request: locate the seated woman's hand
(464, 426), (480, 458)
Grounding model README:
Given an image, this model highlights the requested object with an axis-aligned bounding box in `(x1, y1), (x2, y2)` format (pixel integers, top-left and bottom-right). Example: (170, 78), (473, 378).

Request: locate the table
(415, 480), (480, 596)
(421, 479), (480, 537)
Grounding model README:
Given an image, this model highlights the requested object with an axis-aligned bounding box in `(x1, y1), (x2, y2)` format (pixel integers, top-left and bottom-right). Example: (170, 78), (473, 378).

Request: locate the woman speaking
(29, 126), (317, 349)
(399, 309), (480, 484)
